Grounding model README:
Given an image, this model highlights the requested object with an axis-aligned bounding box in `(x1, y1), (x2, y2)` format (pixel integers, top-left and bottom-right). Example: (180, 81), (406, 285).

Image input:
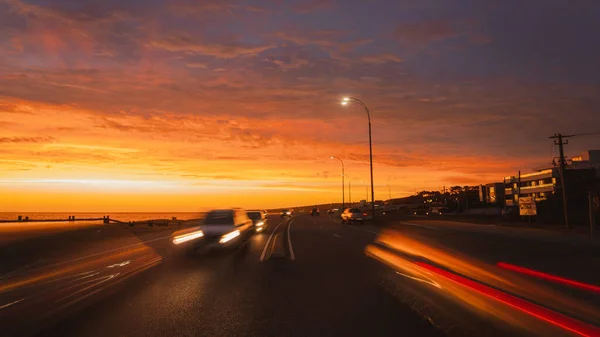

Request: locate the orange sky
(1, 0), (599, 211)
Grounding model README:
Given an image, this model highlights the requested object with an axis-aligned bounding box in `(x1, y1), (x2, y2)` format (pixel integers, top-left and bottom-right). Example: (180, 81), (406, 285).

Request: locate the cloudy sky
(1, 0), (600, 211)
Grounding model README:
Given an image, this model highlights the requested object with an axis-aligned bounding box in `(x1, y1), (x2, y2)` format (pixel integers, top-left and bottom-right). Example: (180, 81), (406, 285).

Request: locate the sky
(1, 0), (600, 212)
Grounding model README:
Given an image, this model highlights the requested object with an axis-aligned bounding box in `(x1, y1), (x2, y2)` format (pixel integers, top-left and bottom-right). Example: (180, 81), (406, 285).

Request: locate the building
(501, 149), (600, 207)
(570, 150), (600, 176)
(479, 182), (505, 204)
(503, 169), (557, 207)
(503, 167), (596, 207)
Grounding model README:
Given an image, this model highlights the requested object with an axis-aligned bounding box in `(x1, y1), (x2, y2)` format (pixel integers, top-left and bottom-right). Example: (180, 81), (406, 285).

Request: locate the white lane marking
(333, 234), (341, 238)
(396, 271), (442, 289)
(397, 222), (442, 231)
(260, 218), (287, 262)
(287, 217), (296, 261)
(0, 298), (24, 310)
(23, 234), (173, 272)
(327, 215), (341, 224)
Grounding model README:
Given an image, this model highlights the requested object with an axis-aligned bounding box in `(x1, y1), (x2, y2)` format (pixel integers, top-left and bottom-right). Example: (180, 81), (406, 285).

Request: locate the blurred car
(328, 208), (339, 214)
(281, 209), (293, 217)
(341, 208), (366, 224)
(247, 210), (267, 232)
(172, 209), (253, 253)
(310, 208), (320, 216)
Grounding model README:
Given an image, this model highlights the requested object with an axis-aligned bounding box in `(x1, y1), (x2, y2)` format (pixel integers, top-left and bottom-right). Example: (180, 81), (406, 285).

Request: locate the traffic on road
(1, 209), (599, 336)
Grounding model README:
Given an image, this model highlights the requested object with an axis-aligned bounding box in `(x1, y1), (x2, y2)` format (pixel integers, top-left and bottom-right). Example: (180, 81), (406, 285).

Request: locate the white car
(341, 208), (366, 224)
(247, 210), (267, 233)
(172, 209), (253, 253)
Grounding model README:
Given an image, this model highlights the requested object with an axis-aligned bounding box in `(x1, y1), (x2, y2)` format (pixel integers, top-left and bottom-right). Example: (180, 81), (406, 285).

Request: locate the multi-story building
(503, 169), (557, 207)
(502, 149), (600, 208)
(570, 150), (600, 176)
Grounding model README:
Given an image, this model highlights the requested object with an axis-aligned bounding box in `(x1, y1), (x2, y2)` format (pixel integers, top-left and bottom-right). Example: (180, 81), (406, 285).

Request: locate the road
(2, 213), (600, 337)
(367, 216), (600, 337)
(1, 214), (442, 337)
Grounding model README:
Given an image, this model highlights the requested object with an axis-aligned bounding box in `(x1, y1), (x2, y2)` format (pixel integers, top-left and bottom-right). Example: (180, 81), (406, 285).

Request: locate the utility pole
(331, 156), (345, 210)
(549, 133), (574, 229)
(349, 181), (352, 205)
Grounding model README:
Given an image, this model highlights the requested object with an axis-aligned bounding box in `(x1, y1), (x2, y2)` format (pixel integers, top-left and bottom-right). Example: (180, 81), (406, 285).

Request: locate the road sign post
(519, 197), (537, 217)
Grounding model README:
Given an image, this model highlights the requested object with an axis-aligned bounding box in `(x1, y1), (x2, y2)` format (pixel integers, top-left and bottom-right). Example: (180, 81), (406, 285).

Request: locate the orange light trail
(0, 246), (150, 293)
(415, 262), (600, 337)
(497, 262), (600, 294)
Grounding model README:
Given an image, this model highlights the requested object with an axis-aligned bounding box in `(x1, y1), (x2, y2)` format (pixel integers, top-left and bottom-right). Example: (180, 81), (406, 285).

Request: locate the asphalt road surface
(3, 213), (600, 337)
(6, 215), (442, 337)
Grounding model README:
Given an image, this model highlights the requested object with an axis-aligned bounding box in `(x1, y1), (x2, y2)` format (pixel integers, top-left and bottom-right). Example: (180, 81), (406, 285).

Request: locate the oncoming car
(247, 210), (267, 233)
(172, 209), (253, 253)
(281, 209), (293, 217)
(311, 208), (320, 216)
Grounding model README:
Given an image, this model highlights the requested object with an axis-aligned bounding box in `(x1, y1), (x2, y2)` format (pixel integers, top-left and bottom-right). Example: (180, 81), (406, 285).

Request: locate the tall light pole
(347, 179), (352, 205)
(331, 156), (344, 210)
(341, 97), (375, 220)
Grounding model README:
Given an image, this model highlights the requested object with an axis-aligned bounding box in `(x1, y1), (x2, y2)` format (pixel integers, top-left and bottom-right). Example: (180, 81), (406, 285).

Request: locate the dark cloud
(360, 53), (404, 64)
(148, 34), (274, 58)
(0, 136), (55, 143)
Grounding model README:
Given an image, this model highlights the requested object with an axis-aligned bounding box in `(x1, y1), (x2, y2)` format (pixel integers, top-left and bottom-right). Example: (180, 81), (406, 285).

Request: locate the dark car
(310, 208), (320, 216)
(341, 208), (366, 224)
(281, 209), (293, 217)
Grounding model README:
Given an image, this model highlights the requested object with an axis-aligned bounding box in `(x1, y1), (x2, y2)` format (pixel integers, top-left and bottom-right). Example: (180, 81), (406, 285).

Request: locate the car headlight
(256, 221), (264, 227)
(219, 230), (240, 244)
(173, 229), (204, 245)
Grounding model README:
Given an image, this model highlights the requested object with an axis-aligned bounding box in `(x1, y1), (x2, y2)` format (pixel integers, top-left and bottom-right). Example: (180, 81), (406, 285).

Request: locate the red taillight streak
(497, 262), (600, 294)
(414, 261), (600, 337)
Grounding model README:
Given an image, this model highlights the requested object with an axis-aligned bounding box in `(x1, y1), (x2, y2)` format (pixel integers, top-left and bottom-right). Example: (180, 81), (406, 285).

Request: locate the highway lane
(28, 215), (442, 337)
(367, 216), (600, 336)
(4, 213), (600, 336)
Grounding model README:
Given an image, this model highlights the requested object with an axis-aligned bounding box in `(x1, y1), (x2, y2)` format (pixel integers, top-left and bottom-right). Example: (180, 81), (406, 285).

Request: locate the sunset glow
(2, 0), (599, 211)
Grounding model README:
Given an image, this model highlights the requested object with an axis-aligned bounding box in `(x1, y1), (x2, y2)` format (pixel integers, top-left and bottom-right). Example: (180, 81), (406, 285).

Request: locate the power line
(569, 132), (600, 137)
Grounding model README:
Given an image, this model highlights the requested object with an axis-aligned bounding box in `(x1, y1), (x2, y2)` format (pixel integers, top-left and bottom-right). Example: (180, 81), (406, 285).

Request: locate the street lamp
(341, 97), (375, 220)
(330, 156), (345, 210)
